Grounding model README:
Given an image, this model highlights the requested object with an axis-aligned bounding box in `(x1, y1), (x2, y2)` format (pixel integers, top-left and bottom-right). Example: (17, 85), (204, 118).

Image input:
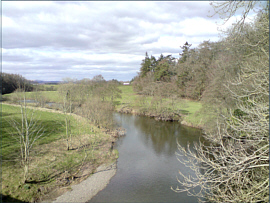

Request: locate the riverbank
(117, 105), (204, 129)
(115, 86), (206, 129)
(1, 103), (120, 202)
(42, 162), (117, 203)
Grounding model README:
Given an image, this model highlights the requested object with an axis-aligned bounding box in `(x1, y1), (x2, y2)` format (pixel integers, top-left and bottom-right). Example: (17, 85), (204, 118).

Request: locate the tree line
(133, 5), (268, 107)
(1, 73), (33, 95)
(134, 38), (241, 102)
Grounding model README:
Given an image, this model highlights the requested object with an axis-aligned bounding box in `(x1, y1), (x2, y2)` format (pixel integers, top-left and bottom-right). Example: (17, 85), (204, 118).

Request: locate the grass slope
(1, 104), (117, 202)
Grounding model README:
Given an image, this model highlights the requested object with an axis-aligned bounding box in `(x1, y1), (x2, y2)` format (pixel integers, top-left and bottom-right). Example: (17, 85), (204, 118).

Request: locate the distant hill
(32, 80), (61, 84)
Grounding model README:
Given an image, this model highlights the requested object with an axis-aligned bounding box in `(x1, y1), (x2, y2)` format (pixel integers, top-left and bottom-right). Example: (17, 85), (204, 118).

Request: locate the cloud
(2, 1), (247, 81)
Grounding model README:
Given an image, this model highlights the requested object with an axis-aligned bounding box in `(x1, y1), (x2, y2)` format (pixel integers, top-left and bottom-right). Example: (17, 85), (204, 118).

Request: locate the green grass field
(115, 85), (205, 127)
(2, 91), (60, 103)
(116, 85), (137, 106)
(1, 103), (116, 202)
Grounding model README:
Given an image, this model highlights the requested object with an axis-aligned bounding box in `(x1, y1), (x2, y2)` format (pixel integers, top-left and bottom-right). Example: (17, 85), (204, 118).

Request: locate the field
(115, 85), (205, 128)
(2, 91), (60, 103)
(1, 103), (117, 202)
(116, 85), (137, 106)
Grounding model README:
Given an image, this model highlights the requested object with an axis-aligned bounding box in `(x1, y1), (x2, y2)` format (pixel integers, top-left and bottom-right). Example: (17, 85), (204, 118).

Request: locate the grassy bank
(1, 84), (209, 201)
(115, 85), (205, 128)
(1, 103), (118, 202)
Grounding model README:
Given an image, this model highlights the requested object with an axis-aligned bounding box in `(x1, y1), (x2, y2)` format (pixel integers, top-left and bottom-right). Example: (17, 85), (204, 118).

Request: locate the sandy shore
(48, 162), (116, 203)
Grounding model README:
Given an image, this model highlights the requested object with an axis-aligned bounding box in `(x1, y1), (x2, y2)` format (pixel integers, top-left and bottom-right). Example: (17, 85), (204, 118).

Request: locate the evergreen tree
(150, 55), (157, 73)
(140, 52), (151, 77)
(179, 41), (192, 63)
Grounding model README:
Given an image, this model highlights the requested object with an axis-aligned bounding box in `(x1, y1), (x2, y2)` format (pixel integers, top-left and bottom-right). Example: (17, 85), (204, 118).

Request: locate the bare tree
(33, 87), (47, 107)
(173, 60), (269, 201)
(80, 98), (115, 130)
(58, 81), (76, 150)
(173, 2), (269, 202)
(7, 90), (45, 183)
(209, 1), (258, 32)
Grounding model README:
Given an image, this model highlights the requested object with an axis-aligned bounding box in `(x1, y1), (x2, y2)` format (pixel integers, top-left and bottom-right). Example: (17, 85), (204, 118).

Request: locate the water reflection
(89, 113), (203, 203)
(133, 115), (202, 156)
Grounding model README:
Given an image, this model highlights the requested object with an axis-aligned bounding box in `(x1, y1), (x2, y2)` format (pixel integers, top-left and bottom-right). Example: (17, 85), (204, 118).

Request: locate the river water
(89, 113), (203, 203)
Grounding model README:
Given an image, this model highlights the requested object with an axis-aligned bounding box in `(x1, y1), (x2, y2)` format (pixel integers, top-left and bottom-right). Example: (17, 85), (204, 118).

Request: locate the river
(89, 113), (203, 203)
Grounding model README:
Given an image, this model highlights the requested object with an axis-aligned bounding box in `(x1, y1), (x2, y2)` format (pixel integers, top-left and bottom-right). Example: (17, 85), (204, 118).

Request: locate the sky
(2, 1), (259, 82)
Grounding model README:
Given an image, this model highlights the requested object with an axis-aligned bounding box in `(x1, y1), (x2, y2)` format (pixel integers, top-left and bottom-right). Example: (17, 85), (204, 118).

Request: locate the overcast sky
(2, 1), (258, 81)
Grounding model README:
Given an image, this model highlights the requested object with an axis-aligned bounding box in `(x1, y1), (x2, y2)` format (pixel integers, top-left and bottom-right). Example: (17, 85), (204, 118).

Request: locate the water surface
(90, 113), (202, 203)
